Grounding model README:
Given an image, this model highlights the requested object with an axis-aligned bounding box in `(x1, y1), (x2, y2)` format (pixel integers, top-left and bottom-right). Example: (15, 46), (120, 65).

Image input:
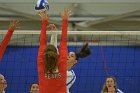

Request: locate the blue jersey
(67, 70), (76, 93)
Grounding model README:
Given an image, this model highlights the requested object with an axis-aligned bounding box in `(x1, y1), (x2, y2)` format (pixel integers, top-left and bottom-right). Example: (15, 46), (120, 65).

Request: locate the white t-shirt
(67, 70), (76, 93)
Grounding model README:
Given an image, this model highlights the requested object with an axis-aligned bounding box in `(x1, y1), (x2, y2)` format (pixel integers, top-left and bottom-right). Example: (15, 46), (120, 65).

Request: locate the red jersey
(0, 29), (14, 61)
(38, 19), (68, 93)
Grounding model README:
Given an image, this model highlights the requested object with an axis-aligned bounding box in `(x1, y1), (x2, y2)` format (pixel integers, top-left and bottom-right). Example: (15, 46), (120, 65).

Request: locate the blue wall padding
(0, 46), (140, 93)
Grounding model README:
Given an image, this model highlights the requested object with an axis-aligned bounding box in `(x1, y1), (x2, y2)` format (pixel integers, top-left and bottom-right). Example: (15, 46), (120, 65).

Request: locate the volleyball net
(0, 31), (140, 93)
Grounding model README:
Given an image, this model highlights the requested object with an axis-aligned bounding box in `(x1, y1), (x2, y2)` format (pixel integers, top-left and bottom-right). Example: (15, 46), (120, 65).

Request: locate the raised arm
(0, 20), (19, 61)
(48, 24), (59, 54)
(59, 9), (72, 56)
(37, 11), (49, 92)
(39, 11), (49, 48)
(37, 11), (49, 73)
(48, 24), (58, 48)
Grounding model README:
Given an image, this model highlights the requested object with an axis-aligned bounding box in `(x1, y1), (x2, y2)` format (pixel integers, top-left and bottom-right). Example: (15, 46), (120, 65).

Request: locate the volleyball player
(30, 83), (39, 93)
(37, 9), (72, 93)
(101, 76), (123, 93)
(49, 22), (92, 93)
(0, 20), (19, 61)
(67, 42), (91, 93)
(0, 74), (7, 93)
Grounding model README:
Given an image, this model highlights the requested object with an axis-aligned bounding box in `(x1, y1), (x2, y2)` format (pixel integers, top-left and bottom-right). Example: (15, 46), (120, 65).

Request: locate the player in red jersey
(37, 9), (72, 93)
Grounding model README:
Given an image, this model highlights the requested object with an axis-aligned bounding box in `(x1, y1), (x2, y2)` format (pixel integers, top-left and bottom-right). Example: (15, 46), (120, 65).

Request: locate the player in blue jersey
(48, 24), (91, 93)
(101, 76), (123, 93)
(66, 43), (91, 93)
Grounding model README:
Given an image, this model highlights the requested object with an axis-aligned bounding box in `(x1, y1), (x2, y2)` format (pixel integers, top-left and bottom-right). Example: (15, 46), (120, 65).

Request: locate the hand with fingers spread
(9, 20), (20, 31)
(38, 11), (49, 21)
(61, 8), (72, 20)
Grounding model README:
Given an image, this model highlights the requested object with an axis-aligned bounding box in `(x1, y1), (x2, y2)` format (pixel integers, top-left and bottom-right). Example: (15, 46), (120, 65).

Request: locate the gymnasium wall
(0, 46), (140, 93)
